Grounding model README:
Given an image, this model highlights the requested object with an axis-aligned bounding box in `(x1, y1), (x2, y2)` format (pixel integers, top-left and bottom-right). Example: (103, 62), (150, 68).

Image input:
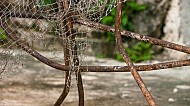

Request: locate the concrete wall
(180, 0), (190, 46)
(162, 0), (187, 59)
(134, 0), (190, 59)
(134, 0), (171, 38)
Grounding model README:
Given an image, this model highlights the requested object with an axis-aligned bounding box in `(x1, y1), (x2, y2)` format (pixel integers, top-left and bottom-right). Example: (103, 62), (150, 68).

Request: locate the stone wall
(180, 0), (190, 46)
(163, 0), (190, 59)
(133, 0), (190, 59)
(162, 0), (186, 59)
(132, 0), (171, 38)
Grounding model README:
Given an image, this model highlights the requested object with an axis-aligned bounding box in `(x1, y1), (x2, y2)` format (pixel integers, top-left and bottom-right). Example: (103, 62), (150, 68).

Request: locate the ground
(0, 55), (190, 106)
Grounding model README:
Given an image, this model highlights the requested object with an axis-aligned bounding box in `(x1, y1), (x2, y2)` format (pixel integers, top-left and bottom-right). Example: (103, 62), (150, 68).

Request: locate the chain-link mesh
(2, 1), (190, 106)
(0, 0), (120, 79)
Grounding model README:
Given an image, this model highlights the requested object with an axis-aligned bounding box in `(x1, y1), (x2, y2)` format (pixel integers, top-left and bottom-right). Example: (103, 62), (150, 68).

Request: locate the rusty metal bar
(73, 39), (85, 106)
(54, 1), (84, 105)
(1, 1), (190, 105)
(54, 1), (72, 105)
(1, 21), (190, 74)
(0, 19), (67, 71)
(63, 1), (84, 106)
(63, 1), (84, 105)
(1, 18), (190, 74)
(2, 11), (190, 55)
(114, 0), (156, 106)
(76, 19), (190, 55)
(81, 59), (190, 72)
(1, 17), (190, 73)
(54, 0), (71, 106)
(2, 13), (190, 105)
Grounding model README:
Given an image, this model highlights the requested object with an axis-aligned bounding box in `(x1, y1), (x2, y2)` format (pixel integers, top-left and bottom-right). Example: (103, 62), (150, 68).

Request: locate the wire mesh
(1, 0), (190, 106)
(0, 0), (118, 76)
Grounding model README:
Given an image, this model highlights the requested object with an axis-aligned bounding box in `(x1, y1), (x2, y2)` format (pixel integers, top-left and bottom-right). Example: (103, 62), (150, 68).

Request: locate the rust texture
(54, 1), (84, 106)
(54, 1), (71, 105)
(114, 0), (156, 105)
(2, 11), (190, 54)
(1, 1), (190, 106)
(76, 19), (190, 54)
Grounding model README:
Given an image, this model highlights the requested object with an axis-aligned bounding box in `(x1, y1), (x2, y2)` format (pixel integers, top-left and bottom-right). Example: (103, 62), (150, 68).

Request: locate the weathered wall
(162, 0), (186, 59)
(180, 0), (190, 46)
(133, 0), (190, 59)
(162, 0), (190, 59)
(132, 0), (171, 38)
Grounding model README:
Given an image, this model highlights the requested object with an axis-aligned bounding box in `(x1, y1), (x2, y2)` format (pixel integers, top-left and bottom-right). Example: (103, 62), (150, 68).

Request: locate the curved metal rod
(54, 72), (71, 106)
(2, 17), (190, 74)
(54, 1), (72, 105)
(64, 1), (84, 106)
(0, 19), (68, 71)
(55, 0), (84, 105)
(2, 11), (190, 54)
(114, 0), (156, 105)
(1, 8), (190, 106)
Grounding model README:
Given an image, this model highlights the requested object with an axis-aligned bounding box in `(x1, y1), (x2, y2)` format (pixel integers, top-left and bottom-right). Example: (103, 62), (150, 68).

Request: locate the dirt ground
(1, 55), (190, 106)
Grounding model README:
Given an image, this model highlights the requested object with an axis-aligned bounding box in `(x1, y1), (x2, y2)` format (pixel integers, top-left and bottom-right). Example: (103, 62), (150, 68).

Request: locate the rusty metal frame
(1, 1), (190, 106)
(114, 0), (156, 105)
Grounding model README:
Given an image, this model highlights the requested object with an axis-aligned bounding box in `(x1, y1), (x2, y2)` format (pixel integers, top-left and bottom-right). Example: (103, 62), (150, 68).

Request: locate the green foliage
(116, 42), (152, 62)
(0, 27), (7, 41)
(128, 1), (147, 12)
(34, 0), (151, 62)
(100, 1), (151, 62)
(38, 0), (56, 7)
(100, 1), (147, 42)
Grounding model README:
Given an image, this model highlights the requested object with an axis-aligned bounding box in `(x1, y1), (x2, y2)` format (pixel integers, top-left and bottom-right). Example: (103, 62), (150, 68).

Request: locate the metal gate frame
(1, 0), (190, 106)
